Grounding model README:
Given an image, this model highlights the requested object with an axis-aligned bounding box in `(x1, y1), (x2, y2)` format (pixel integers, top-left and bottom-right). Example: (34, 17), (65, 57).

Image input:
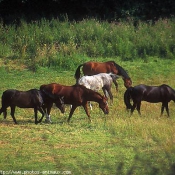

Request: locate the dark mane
(112, 61), (130, 79)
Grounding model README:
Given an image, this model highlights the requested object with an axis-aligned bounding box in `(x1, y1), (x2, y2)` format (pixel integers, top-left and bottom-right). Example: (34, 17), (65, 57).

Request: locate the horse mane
(112, 61), (130, 79)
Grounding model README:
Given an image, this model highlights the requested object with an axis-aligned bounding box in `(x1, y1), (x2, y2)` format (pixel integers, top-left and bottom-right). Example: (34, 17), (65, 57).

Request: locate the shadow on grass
(115, 153), (175, 175)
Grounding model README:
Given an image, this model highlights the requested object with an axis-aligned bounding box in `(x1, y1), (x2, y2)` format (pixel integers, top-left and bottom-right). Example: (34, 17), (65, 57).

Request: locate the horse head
(123, 78), (132, 88)
(55, 96), (65, 114)
(99, 96), (109, 114)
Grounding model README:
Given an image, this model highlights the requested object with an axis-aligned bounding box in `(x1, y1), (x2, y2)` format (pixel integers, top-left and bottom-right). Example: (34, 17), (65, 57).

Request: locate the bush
(0, 18), (175, 70)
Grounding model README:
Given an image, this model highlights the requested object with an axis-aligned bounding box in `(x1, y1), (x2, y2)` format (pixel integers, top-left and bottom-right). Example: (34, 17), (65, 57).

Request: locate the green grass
(0, 58), (175, 174)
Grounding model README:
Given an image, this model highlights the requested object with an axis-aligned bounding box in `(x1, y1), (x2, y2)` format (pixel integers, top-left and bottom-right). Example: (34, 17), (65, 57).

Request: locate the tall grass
(0, 18), (175, 70)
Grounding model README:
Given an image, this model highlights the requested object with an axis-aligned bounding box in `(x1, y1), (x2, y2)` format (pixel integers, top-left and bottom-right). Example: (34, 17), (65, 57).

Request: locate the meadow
(0, 18), (175, 175)
(0, 57), (175, 175)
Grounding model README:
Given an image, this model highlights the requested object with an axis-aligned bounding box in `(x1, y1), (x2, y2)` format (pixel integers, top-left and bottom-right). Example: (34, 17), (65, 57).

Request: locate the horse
(0, 89), (65, 124)
(124, 84), (175, 117)
(40, 83), (109, 123)
(77, 73), (120, 105)
(74, 60), (132, 89)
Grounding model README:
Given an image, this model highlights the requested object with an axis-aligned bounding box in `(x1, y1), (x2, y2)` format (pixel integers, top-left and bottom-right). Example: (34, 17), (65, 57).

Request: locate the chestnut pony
(40, 83), (109, 123)
(124, 84), (175, 117)
(74, 61), (132, 89)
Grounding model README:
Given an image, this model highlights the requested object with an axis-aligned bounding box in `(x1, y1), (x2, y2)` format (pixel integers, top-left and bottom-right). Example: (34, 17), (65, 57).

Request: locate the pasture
(0, 58), (175, 175)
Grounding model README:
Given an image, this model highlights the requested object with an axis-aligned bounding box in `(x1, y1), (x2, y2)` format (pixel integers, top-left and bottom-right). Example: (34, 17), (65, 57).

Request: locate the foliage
(0, 18), (175, 71)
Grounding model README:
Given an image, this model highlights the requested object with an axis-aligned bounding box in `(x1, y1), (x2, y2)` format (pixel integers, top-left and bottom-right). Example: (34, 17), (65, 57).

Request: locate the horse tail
(74, 64), (84, 81)
(0, 93), (4, 115)
(124, 87), (133, 109)
(0, 91), (9, 115)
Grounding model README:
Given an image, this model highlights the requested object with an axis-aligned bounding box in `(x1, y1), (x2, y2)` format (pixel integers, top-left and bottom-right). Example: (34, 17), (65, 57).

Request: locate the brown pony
(74, 61), (132, 89)
(40, 83), (109, 123)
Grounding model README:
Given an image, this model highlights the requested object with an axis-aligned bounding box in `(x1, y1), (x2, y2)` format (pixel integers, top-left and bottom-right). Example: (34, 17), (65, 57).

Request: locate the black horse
(0, 89), (65, 124)
(124, 84), (175, 116)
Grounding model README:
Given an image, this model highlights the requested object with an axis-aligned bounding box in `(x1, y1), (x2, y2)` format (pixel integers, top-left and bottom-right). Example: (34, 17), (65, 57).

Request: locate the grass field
(0, 58), (175, 175)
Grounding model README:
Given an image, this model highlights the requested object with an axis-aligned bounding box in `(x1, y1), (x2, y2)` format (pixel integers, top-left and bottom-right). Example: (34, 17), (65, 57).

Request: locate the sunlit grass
(0, 59), (175, 174)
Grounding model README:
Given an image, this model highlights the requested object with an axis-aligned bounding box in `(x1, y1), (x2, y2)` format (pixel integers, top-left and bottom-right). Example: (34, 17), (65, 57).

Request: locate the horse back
(1, 89), (43, 108)
(82, 61), (118, 75)
(160, 84), (175, 101)
(132, 84), (174, 103)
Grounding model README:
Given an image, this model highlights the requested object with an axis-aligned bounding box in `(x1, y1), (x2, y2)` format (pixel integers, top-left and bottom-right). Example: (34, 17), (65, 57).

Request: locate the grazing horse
(0, 89), (65, 124)
(74, 61), (132, 89)
(77, 73), (120, 104)
(40, 83), (109, 123)
(124, 84), (175, 116)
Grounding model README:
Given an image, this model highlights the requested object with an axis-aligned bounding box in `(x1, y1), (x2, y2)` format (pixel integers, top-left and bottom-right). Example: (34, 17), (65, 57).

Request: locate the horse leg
(136, 102), (141, 116)
(106, 89), (113, 104)
(34, 108), (39, 124)
(112, 79), (118, 92)
(45, 102), (53, 123)
(83, 102), (91, 123)
(102, 86), (113, 104)
(164, 102), (170, 117)
(160, 103), (165, 117)
(88, 101), (93, 110)
(3, 110), (7, 119)
(10, 106), (17, 124)
(67, 105), (77, 123)
(130, 103), (136, 116)
(102, 87), (108, 98)
(37, 107), (46, 123)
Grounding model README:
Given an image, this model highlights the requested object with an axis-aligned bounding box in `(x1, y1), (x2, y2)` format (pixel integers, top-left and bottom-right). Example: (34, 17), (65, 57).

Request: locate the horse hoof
(45, 119), (52, 124)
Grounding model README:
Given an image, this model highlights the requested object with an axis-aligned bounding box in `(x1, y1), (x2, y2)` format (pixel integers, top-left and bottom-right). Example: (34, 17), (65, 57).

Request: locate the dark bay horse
(124, 84), (175, 116)
(40, 83), (109, 123)
(74, 61), (132, 89)
(0, 89), (65, 124)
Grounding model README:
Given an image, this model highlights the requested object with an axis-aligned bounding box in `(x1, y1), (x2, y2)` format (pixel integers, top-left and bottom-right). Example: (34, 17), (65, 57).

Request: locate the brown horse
(40, 83), (109, 123)
(0, 89), (65, 124)
(124, 84), (175, 116)
(74, 61), (132, 89)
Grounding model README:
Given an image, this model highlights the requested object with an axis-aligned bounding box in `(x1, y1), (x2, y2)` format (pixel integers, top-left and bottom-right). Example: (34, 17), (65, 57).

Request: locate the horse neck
(86, 91), (102, 103)
(114, 62), (130, 79)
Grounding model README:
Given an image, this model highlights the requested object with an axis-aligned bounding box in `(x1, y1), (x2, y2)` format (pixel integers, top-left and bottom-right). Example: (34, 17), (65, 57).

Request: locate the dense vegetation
(0, 18), (175, 71)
